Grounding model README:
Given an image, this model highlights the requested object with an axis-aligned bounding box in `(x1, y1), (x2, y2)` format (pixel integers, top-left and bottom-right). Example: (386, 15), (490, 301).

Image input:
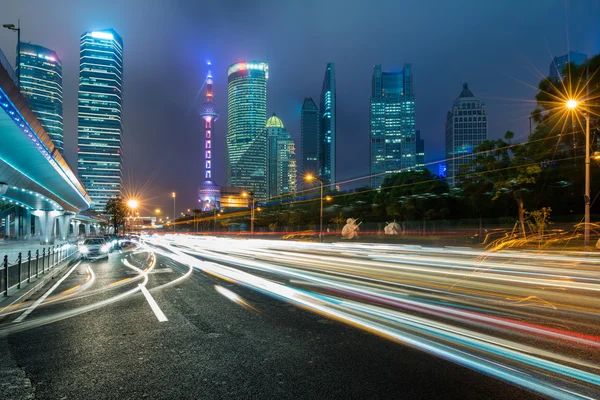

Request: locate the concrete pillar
(23, 209), (31, 238)
(84, 223), (91, 236)
(5, 213), (10, 237)
(57, 214), (73, 241)
(33, 210), (63, 244)
(74, 221), (81, 237)
(14, 208), (21, 238)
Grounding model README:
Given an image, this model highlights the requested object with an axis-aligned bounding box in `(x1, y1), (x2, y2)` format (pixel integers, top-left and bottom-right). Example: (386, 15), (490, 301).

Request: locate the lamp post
(242, 192), (255, 234)
(171, 192), (176, 232)
(304, 174), (324, 242)
(2, 21), (20, 85)
(566, 99), (592, 248)
(127, 199), (139, 234)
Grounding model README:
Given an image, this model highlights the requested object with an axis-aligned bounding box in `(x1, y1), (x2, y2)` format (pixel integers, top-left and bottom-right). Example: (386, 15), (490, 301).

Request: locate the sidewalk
(0, 237), (79, 262)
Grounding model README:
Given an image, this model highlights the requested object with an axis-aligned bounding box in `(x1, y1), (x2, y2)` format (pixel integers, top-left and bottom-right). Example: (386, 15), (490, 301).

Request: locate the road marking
(14, 261), (82, 323)
(139, 284), (168, 322)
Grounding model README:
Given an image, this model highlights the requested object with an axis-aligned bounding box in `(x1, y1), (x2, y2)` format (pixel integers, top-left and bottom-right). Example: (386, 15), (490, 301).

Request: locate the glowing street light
(565, 98), (591, 248)
(127, 199), (139, 210)
(171, 192), (176, 232)
(304, 174), (324, 242)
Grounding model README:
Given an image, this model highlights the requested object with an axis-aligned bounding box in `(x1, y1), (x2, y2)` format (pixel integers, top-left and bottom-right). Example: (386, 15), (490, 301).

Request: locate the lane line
(139, 284), (168, 322)
(14, 261), (82, 323)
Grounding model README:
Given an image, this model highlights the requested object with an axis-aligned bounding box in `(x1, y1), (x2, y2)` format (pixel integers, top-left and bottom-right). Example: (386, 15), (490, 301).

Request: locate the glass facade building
(445, 83), (488, 186)
(301, 97), (319, 178)
(319, 63), (336, 186)
(416, 130), (425, 170)
(370, 63), (416, 187)
(266, 114), (296, 199)
(549, 51), (587, 79)
(19, 43), (63, 154)
(77, 29), (124, 212)
(226, 61), (268, 201)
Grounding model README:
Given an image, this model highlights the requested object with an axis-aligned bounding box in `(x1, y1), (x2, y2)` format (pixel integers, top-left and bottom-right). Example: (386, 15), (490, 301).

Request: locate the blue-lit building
(301, 97), (319, 178)
(319, 63), (336, 186)
(226, 61), (268, 201)
(416, 130), (425, 170)
(549, 51), (587, 79)
(445, 83), (487, 186)
(77, 29), (124, 212)
(19, 43), (63, 154)
(370, 63), (416, 187)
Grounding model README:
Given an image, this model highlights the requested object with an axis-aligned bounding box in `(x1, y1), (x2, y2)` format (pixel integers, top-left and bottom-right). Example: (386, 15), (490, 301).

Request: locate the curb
(0, 254), (80, 314)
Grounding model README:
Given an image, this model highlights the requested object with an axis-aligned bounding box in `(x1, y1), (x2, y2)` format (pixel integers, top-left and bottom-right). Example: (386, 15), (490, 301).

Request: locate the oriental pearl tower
(198, 63), (220, 211)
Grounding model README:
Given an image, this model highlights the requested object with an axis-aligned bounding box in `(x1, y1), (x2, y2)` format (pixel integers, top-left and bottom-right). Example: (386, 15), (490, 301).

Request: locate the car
(80, 238), (110, 260)
(103, 234), (119, 251)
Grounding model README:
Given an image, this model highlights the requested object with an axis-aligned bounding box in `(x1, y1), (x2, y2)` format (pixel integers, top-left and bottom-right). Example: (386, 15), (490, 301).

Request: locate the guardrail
(0, 243), (78, 297)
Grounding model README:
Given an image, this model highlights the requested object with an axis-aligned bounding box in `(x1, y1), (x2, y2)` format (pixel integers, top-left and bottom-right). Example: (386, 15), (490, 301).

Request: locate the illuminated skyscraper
(198, 64), (220, 211)
(370, 63), (416, 187)
(77, 29), (123, 211)
(19, 43), (63, 154)
(226, 61), (268, 201)
(416, 130), (425, 170)
(301, 97), (319, 177)
(445, 83), (488, 186)
(319, 63), (336, 185)
(266, 113), (296, 199)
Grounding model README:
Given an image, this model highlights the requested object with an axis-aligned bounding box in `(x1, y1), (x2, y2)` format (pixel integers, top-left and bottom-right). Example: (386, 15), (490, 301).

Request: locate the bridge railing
(0, 47), (18, 86)
(0, 243), (78, 297)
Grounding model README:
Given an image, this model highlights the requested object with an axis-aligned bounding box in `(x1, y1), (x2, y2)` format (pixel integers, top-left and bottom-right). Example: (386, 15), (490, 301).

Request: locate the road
(0, 236), (597, 399)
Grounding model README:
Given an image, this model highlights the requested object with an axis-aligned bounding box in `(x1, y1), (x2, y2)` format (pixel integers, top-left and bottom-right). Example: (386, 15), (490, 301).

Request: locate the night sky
(1, 0), (599, 214)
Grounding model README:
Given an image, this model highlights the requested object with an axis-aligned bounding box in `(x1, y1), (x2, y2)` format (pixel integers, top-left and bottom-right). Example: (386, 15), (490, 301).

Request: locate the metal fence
(0, 243), (78, 297)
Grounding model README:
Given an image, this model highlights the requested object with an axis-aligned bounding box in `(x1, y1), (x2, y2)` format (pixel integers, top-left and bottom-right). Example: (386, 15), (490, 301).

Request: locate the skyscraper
(77, 29), (123, 212)
(198, 63), (220, 211)
(370, 63), (416, 187)
(226, 61), (268, 201)
(416, 130), (425, 170)
(549, 51), (587, 79)
(445, 83), (488, 186)
(319, 63), (336, 185)
(301, 97), (319, 178)
(19, 43), (63, 154)
(266, 113), (296, 199)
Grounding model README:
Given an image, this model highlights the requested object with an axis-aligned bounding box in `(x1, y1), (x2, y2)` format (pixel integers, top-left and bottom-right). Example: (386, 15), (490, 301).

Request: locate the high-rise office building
(370, 63), (416, 187)
(416, 130), (425, 170)
(301, 97), (319, 178)
(77, 29), (124, 212)
(549, 51), (587, 79)
(19, 43), (64, 154)
(445, 83), (488, 186)
(266, 114), (296, 199)
(226, 61), (268, 201)
(319, 63), (336, 185)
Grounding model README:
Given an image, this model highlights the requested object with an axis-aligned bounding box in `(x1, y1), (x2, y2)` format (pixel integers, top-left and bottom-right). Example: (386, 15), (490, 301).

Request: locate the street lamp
(566, 98), (591, 248)
(242, 192), (255, 234)
(3, 21), (20, 85)
(305, 174), (324, 242)
(171, 192), (176, 232)
(127, 199), (139, 233)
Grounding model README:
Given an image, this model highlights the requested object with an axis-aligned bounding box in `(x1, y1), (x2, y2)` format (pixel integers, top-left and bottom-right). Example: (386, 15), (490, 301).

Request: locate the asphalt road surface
(2, 236), (596, 399)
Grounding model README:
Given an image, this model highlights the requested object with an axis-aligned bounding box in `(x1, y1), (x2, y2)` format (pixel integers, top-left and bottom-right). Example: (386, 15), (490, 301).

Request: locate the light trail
(146, 235), (600, 399)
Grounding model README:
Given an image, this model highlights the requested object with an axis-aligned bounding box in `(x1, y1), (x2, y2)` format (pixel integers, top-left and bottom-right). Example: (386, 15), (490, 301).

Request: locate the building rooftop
(459, 82), (475, 98)
(266, 113), (284, 129)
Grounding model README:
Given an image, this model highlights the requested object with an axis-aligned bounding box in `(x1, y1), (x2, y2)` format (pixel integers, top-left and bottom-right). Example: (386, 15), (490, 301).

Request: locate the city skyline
(0, 0), (597, 213)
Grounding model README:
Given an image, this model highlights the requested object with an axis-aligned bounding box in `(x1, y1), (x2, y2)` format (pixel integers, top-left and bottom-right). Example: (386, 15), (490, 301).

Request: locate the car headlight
(80, 246), (89, 254)
(101, 245), (110, 253)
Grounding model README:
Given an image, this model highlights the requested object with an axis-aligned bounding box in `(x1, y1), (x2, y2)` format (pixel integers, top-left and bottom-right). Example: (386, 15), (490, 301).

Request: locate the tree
(105, 197), (127, 234)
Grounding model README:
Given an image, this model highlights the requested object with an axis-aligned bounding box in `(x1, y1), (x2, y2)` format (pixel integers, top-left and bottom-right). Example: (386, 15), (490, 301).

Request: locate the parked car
(80, 238), (110, 260)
